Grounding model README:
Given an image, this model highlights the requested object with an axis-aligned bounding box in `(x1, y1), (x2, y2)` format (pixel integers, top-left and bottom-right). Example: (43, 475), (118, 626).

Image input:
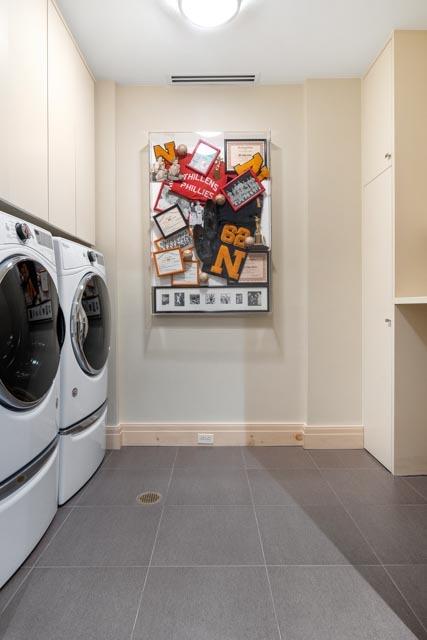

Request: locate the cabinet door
(363, 168), (394, 470)
(362, 41), (393, 186)
(0, 1), (8, 202)
(48, 0), (76, 235)
(75, 56), (95, 244)
(0, 0), (48, 220)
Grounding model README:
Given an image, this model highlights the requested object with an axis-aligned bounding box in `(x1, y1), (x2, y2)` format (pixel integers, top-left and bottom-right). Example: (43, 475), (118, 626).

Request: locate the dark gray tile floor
(0, 446), (426, 640)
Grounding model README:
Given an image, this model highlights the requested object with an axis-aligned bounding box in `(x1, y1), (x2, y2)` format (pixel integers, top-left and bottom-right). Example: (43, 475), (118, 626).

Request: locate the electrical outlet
(198, 433), (214, 445)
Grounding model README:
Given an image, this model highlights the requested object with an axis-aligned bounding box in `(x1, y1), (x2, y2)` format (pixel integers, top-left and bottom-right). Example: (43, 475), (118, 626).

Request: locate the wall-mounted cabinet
(362, 31), (427, 475)
(48, 0), (95, 244)
(0, 0), (95, 244)
(362, 40), (393, 186)
(48, 0), (76, 235)
(0, 0), (48, 221)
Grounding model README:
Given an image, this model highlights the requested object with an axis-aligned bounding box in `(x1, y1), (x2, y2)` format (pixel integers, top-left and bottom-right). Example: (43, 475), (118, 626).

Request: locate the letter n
(210, 244), (246, 280)
(154, 141), (176, 163)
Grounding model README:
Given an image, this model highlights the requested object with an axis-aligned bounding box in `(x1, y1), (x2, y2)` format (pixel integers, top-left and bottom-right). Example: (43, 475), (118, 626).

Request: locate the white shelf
(395, 296), (427, 305)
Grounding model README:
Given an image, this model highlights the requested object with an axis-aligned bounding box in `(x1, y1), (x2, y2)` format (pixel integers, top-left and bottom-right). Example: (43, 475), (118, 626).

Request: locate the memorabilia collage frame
(149, 131), (272, 315)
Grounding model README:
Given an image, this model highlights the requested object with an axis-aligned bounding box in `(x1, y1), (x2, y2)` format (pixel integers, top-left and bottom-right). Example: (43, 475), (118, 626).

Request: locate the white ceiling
(57, 0), (427, 84)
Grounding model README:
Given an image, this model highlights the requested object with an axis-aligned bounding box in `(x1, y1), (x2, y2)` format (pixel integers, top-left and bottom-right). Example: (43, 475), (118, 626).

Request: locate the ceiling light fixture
(179, 0), (241, 29)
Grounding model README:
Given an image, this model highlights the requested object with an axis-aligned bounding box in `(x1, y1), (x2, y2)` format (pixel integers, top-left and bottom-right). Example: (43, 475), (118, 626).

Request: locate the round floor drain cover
(136, 491), (161, 505)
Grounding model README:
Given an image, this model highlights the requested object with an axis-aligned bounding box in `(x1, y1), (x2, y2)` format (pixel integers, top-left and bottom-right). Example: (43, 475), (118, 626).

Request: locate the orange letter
(154, 141), (176, 164)
(211, 245), (246, 280)
(235, 152), (263, 176)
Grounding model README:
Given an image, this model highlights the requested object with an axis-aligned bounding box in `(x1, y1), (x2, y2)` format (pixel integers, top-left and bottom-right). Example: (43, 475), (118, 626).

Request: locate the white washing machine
(0, 212), (62, 588)
(54, 237), (110, 505)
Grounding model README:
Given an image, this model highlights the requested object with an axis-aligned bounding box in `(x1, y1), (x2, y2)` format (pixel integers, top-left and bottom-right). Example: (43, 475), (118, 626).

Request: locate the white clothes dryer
(53, 238), (110, 505)
(0, 212), (62, 588)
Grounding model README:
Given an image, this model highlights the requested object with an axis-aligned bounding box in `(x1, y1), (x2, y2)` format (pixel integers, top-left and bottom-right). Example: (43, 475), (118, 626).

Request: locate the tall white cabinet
(0, 0), (95, 244)
(362, 31), (427, 475)
(363, 168), (393, 469)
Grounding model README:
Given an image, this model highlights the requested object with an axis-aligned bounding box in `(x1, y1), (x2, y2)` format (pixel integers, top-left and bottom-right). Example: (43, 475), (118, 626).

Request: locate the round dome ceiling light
(179, 0), (241, 28)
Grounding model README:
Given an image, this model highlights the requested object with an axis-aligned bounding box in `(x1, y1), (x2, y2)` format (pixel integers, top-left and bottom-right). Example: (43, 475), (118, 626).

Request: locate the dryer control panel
(54, 237), (106, 276)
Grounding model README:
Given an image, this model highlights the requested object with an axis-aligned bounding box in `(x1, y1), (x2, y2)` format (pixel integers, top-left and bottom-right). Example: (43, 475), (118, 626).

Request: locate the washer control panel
(0, 211), (55, 260)
(15, 222), (32, 242)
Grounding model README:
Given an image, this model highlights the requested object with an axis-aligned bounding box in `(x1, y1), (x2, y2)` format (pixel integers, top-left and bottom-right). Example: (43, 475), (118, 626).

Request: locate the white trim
(395, 296), (427, 305)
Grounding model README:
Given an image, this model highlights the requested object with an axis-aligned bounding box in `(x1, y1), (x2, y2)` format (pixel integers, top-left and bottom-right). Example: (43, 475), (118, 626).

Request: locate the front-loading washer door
(71, 273), (110, 376)
(0, 255), (62, 410)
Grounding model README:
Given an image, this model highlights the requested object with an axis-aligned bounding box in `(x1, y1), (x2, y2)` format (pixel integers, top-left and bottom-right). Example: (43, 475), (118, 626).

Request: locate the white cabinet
(48, 0), (76, 235)
(362, 168), (393, 470)
(48, 0), (95, 243)
(362, 31), (427, 475)
(0, 0), (48, 220)
(362, 41), (393, 186)
(0, 0), (95, 242)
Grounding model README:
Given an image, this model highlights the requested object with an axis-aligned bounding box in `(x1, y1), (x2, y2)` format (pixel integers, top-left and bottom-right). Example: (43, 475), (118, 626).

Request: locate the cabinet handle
(384, 153), (392, 160)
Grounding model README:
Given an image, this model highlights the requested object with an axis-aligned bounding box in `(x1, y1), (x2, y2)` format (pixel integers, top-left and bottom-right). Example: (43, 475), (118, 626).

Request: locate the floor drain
(136, 491), (161, 505)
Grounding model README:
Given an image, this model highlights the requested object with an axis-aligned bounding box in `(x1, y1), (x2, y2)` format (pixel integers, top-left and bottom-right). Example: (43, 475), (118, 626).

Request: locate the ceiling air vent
(170, 74), (257, 85)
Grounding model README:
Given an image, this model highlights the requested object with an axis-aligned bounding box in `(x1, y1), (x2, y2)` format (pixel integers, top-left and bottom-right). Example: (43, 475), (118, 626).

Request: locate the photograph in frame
(153, 286), (269, 313)
(154, 228), (193, 252)
(221, 169), (265, 212)
(154, 182), (193, 218)
(187, 139), (221, 176)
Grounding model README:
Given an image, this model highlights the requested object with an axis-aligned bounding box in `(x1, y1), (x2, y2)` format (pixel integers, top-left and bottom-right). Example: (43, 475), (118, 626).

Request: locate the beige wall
(305, 79), (362, 425)
(96, 81), (362, 432)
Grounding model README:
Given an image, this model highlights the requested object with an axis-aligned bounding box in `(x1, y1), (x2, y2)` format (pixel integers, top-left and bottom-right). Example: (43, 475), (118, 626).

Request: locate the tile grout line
(240, 447), (284, 640)
(400, 476), (427, 502)
(381, 566), (427, 636)
(16, 562), (399, 569)
(68, 501), (427, 508)
(306, 450), (427, 636)
(70, 448), (113, 506)
(0, 564), (34, 617)
(129, 447), (179, 640)
(0, 502), (76, 617)
(29, 505), (76, 568)
(0, 450), (115, 615)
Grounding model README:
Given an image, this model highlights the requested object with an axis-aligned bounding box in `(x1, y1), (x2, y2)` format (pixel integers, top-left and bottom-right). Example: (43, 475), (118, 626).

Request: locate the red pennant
(170, 155), (228, 202)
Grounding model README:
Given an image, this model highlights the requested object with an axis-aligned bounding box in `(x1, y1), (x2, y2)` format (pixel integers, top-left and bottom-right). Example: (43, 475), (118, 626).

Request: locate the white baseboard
(106, 422), (364, 450)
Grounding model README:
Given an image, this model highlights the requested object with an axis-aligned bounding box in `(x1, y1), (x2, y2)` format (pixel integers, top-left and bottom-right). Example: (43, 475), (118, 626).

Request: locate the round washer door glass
(0, 256), (61, 409)
(71, 273), (110, 375)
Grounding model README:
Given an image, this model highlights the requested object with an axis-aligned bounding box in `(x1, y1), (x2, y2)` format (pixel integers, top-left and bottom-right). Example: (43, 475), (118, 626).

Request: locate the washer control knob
(88, 250), (97, 263)
(15, 222), (32, 242)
